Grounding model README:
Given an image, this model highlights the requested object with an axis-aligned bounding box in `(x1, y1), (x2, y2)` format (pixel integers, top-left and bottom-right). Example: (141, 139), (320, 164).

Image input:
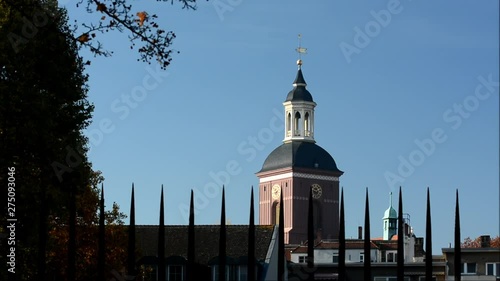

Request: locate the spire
(248, 187), (256, 281)
(383, 192), (397, 220)
(454, 190), (461, 281)
(383, 191), (398, 240)
(307, 186), (315, 281)
(291, 34), (309, 89)
(338, 188), (346, 281)
(425, 188), (433, 281)
(283, 34), (316, 143)
(158, 185), (165, 281)
(219, 186), (226, 281)
(364, 188), (371, 281)
(187, 189), (195, 281)
(127, 184), (136, 279)
(278, 187), (285, 281)
(293, 68), (307, 87)
(397, 187), (404, 280)
(98, 184), (105, 281)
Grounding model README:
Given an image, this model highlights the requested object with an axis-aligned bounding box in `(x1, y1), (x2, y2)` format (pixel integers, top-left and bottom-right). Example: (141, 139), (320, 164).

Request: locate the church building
(256, 58), (343, 245)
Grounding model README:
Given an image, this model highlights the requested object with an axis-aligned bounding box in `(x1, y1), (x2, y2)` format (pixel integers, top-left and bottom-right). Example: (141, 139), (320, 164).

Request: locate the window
(461, 262), (476, 274)
(486, 263), (500, 276)
(418, 277), (437, 281)
(374, 277), (410, 281)
(271, 202), (280, 225)
(238, 265), (247, 281)
(304, 112), (310, 135)
(286, 112), (291, 136)
(168, 265), (183, 281)
(360, 253), (364, 262)
(332, 255), (339, 263)
(294, 112), (301, 135)
(139, 264), (157, 281)
(387, 252), (394, 262)
(212, 266), (230, 281)
(298, 256), (307, 263)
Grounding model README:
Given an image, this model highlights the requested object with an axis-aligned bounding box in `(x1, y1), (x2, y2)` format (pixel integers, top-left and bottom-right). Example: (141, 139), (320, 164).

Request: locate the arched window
(294, 112), (301, 136)
(304, 112), (310, 136)
(271, 201), (280, 225)
(287, 112), (292, 137)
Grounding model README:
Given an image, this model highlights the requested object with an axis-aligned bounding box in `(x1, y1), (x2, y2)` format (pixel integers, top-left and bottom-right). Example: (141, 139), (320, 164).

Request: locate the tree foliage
(3, 0), (203, 69)
(1, 0), (201, 279)
(1, 1), (94, 278)
(462, 236), (500, 248)
(46, 179), (129, 280)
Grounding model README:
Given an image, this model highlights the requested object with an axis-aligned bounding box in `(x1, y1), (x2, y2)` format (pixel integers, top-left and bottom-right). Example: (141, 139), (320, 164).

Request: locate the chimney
(316, 229), (323, 244)
(358, 226), (362, 240)
(481, 235), (491, 248)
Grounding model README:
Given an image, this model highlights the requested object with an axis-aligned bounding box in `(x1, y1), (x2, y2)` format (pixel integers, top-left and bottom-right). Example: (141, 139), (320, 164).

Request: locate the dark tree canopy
(1, 1), (94, 278)
(1, 0), (198, 279)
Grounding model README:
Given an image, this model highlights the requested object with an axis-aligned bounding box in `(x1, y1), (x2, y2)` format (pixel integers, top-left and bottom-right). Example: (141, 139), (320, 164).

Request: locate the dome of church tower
(259, 141), (342, 173)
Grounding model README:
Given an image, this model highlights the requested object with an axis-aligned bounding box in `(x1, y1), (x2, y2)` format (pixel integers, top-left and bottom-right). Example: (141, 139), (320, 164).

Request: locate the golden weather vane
(295, 34), (307, 67)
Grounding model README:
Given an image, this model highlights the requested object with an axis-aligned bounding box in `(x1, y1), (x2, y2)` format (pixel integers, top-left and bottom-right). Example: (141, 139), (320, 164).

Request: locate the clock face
(311, 184), (322, 199)
(272, 184), (281, 200)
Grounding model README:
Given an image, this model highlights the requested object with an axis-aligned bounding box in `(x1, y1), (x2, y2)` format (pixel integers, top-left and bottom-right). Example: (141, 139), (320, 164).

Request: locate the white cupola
(283, 60), (316, 143)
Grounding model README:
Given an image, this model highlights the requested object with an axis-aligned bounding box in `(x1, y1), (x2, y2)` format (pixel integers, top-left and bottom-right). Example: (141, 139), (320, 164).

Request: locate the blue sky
(63, 1), (498, 253)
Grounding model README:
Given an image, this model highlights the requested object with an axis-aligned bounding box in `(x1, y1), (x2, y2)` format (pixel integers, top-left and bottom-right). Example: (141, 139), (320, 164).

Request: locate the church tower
(383, 192), (398, 240)
(256, 44), (343, 244)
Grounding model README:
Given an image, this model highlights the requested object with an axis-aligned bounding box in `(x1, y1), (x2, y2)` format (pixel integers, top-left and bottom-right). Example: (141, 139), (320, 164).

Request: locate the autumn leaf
(100, 16), (106, 20)
(77, 33), (90, 43)
(136, 11), (148, 26)
(96, 3), (107, 12)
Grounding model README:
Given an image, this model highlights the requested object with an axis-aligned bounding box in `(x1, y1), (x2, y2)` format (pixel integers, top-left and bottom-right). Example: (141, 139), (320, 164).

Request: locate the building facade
(442, 235), (500, 280)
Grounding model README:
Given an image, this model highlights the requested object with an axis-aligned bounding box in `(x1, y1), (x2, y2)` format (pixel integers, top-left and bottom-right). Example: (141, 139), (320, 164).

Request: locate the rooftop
(135, 225), (275, 264)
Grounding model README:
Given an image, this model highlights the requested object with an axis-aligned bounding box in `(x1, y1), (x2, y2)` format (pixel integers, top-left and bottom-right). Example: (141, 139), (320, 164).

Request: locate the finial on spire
(295, 34), (307, 68)
(389, 192), (393, 207)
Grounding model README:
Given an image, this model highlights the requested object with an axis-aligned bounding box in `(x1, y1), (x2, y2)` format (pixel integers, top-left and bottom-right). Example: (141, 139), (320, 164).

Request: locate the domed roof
(383, 192), (398, 219)
(286, 87), (313, 102)
(285, 68), (314, 102)
(258, 141), (342, 173)
(383, 206), (397, 219)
